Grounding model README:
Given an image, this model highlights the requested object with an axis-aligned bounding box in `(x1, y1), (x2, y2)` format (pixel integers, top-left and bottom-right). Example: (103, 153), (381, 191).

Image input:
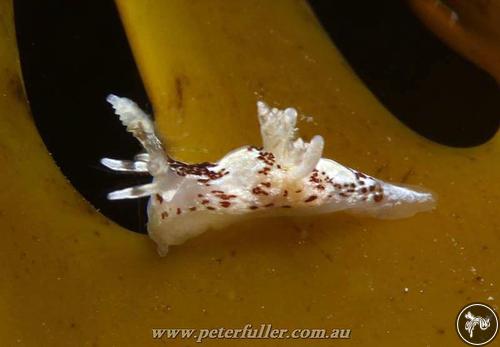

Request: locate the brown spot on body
(252, 186), (269, 195)
(355, 171), (367, 180)
(220, 201), (231, 208)
(216, 193), (237, 200)
(305, 195), (318, 203)
(283, 190), (288, 197)
(168, 159), (226, 179)
(161, 212), (168, 219)
(176, 208), (182, 215)
(156, 194), (163, 204)
(264, 203), (274, 207)
(281, 205), (292, 208)
(373, 194), (383, 202)
(249, 205), (258, 210)
(256, 151), (275, 166)
(258, 167), (271, 175)
(309, 172), (321, 183)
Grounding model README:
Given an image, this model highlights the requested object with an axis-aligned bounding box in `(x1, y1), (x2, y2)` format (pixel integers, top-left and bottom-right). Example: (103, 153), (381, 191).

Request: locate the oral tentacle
(107, 182), (158, 200)
(100, 158), (149, 173)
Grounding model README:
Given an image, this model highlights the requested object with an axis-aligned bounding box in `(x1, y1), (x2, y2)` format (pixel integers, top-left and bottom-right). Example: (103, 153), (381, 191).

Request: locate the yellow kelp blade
(409, 0), (500, 82)
(0, 1), (498, 346)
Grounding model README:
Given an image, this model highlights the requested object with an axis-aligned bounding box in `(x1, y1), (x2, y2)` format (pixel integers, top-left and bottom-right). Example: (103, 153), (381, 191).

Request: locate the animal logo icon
(456, 303), (498, 346)
(464, 311), (491, 338)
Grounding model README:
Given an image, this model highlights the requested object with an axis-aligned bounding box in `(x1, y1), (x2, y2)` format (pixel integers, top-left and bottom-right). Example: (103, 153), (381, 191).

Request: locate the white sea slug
(102, 95), (436, 256)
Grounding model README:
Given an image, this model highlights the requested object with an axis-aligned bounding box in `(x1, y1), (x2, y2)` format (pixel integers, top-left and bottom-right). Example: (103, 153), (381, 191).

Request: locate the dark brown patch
(375, 163), (388, 175)
(6, 73), (26, 105)
(174, 75), (188, 110)
(320, 250), (333, 262)
(400, 168), (414, 183)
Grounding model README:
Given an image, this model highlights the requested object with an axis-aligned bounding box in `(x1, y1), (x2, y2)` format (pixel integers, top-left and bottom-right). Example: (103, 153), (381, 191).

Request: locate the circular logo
(456, 303), (498, 346)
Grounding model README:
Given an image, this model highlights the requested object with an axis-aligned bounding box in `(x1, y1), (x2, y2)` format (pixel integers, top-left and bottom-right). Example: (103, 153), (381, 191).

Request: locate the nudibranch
(102, 95), (436, 255)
